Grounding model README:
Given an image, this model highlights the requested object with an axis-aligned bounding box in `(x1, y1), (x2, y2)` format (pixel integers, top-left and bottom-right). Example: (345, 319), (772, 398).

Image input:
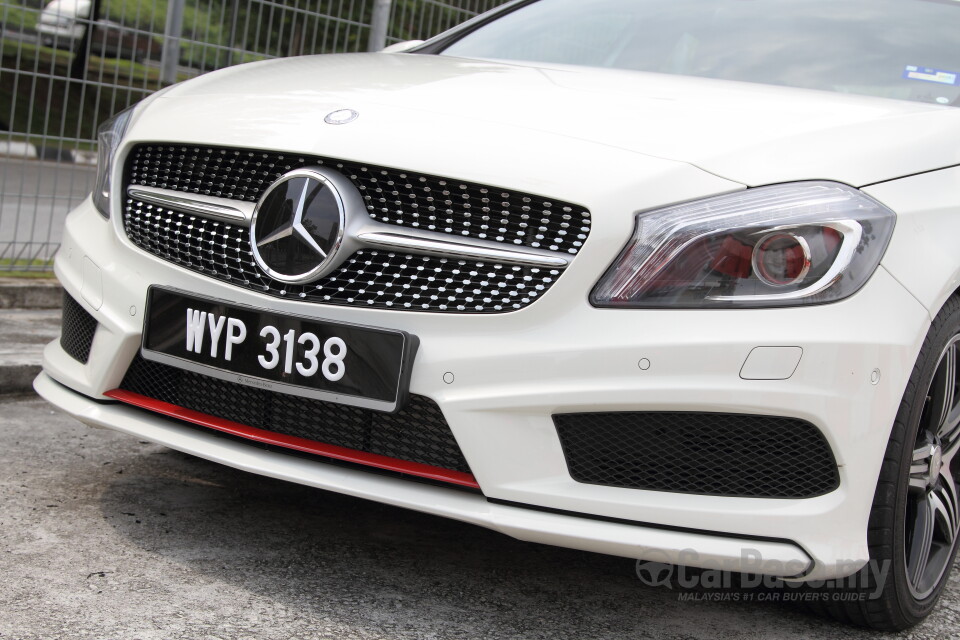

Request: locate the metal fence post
(161, 0), (186, 85)
(225, 0), (241, 68)
(69, 0), (102, 79)
(0, 0), (505, 272)
(367, 0), (393, 52)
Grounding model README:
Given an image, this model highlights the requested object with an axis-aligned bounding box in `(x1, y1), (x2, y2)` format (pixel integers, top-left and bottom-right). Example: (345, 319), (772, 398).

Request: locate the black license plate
(141, 288), (417, 412)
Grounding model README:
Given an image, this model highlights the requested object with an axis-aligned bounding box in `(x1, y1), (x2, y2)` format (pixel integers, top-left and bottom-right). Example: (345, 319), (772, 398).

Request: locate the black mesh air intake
(119, 354), (471, 474)
(60, 292), (97, 363)
(554, 412), (839, 498)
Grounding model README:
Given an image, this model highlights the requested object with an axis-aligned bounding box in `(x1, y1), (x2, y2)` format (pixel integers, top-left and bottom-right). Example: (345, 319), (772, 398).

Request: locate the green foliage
(0, 258), (57, 277)
(0, 1), (43, 32)
(0, 0), (501, 142)
(0, 36), (188, 141)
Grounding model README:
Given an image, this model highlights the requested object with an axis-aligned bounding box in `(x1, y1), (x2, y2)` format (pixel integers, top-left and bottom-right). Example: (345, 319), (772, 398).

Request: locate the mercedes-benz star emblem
(249, 168), (346, 284)
(324, 109), (359, 125)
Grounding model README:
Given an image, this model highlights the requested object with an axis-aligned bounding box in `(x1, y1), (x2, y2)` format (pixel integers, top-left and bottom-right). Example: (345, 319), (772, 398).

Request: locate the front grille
(555, 412), (839, 498)
(119, 354), (471, 475)
(123, 203), (560, 312)
(60, 292), (97, 363)
(122, 144), (589, 314)
(127, 144), (591, 254)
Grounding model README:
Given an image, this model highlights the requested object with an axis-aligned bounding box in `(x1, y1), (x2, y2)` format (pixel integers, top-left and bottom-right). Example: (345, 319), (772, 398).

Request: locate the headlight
(92, 106), (134, 219)
(590, 182), (895, 309)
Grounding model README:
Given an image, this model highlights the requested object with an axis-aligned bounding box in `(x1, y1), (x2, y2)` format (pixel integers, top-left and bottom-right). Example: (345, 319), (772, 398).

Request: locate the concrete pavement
(0, 278), (61, 394)
(0, 276), (62, 309)
(0, 308), (60, 394)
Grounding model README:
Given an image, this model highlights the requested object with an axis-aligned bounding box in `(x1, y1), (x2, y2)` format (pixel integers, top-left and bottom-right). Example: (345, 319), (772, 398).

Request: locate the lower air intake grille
(554, 412), (839, 498)
(60, 292), (97, 363)
(119, 354), (471, 474)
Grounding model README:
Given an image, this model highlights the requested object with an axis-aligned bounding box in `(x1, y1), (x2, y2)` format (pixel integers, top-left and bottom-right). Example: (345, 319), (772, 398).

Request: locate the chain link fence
(0, 0), (507, 272)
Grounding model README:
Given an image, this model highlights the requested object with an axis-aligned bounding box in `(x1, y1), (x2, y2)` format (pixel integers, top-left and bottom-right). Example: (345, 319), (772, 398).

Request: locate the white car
(36, 1), (159, 61)
(36, 0), (90, 48)
(36, 0), (960, 630)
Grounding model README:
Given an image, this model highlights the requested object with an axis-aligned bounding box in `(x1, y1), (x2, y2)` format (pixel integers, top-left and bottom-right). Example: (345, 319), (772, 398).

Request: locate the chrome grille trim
(125, 186), (571, 269)
(127, 186), (254, 223)
(357, 231), (570, 268)
(122, 201), (564, 313)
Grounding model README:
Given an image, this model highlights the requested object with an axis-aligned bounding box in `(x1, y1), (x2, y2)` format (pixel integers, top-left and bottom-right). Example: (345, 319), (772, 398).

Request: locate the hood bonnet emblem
(324, 109), (359, 125)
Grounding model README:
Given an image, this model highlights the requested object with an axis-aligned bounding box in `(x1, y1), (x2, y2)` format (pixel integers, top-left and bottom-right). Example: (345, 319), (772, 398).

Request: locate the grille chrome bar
(126, 144), (592, 255)
(127, 186), (254, 223)
(125, 185), (570, 269)
(357, 231), (570, 268)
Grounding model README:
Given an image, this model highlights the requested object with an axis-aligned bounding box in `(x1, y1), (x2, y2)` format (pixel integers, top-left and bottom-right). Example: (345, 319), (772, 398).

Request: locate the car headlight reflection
(590, 182), (896, 309)
(92, 106), (135, 219)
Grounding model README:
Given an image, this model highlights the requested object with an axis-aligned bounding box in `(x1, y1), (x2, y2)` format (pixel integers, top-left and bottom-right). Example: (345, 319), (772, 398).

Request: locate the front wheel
(813, 295), (960, 630)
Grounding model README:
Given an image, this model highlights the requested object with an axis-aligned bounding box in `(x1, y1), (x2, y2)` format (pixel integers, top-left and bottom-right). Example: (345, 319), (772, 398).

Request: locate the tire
(810, 294), (960, 630)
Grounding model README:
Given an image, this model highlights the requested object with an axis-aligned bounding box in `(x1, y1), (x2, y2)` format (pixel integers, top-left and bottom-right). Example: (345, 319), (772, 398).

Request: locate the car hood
(154, 52), (960, 188)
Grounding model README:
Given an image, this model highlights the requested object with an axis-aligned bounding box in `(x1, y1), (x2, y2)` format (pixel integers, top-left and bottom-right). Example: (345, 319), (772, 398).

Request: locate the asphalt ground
(2, 393), (960, 639)
(0, 306), (60, 394)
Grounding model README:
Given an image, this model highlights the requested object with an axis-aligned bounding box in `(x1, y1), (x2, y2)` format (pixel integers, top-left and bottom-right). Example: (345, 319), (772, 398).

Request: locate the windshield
(440, 0), (960, 107)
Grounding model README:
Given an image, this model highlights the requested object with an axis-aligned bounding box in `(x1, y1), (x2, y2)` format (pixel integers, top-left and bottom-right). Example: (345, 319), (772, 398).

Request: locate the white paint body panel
(152, 53), (960, 187)
(37, 50), (960, 580)
(739, 347), (803, 381)
(868, 167), (960, 319)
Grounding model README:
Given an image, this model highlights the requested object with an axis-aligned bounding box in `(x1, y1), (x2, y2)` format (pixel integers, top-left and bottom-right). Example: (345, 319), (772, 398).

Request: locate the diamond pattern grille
(123, 144), (582, 313)
(127, 144), (590, 253)
(123, 199), (561, 312)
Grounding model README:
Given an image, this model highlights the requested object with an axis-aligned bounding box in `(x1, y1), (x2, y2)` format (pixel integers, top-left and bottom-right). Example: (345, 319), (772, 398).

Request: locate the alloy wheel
(905, 335), (960, 599)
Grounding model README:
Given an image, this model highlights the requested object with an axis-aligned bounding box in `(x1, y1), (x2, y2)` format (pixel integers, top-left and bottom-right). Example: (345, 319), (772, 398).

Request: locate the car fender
(866, 166), (960, 321)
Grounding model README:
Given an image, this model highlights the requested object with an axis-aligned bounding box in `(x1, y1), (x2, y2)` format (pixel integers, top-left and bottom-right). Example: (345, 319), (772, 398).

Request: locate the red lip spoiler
(104, 389), (481, 489)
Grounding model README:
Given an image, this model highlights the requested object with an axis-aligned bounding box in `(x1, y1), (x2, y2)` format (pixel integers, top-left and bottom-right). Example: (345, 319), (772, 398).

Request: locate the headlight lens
(92, 106), (134, 219)
(590, 182), (895, 309)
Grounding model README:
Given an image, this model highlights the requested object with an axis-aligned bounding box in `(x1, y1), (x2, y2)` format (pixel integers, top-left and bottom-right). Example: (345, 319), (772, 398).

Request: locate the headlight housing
(590, 182), (896, 309)
(92, 106), (134, 219)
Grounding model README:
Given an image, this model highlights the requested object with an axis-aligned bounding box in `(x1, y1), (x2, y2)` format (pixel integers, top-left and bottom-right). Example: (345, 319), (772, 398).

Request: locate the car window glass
(441, 0), (960, 107)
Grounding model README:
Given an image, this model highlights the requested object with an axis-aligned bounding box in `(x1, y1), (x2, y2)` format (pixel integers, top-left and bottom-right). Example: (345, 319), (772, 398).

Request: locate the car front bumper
(39, 195), (932, 581)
